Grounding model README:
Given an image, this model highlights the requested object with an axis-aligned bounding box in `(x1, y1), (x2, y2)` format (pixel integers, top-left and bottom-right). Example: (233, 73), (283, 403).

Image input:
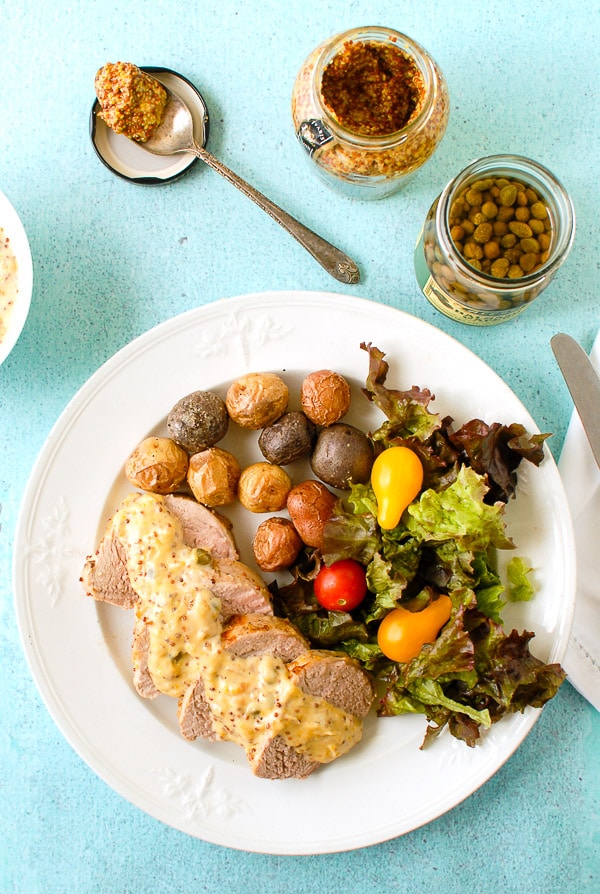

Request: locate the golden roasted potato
(125, 437), (189, 494)
(226, 373), (288, 429)
(187, 447), (241, 507)
(238, 462), (292, 512)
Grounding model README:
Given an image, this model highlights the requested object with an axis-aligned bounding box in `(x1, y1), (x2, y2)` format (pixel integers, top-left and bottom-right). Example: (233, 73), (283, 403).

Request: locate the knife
(551, 333), (600, 469)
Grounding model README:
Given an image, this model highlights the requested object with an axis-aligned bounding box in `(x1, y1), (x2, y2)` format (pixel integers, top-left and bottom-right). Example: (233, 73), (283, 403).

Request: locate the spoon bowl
(140, 85), (360, 283)
(144, 88), (205, 157)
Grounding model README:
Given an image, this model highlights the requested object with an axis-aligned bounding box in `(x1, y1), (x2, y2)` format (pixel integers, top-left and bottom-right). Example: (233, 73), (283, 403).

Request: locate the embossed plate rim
(13, 290), (576, 854)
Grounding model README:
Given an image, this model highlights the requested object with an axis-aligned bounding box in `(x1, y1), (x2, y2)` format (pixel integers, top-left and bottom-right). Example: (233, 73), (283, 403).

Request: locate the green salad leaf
(506, 556), (536, 602)
(405, 465), (514, 551)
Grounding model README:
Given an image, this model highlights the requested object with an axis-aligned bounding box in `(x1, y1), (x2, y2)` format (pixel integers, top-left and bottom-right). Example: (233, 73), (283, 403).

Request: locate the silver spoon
(139, 86), (360, 284)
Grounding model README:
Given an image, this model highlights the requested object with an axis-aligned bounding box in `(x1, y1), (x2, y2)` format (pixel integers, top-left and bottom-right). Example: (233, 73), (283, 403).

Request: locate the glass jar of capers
(414, 155), (575, 325)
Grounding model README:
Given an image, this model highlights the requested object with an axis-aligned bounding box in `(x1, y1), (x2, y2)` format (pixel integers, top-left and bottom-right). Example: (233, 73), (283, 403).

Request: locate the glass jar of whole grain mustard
(291, 27), (450, 199)
(414, 154), (575, 325)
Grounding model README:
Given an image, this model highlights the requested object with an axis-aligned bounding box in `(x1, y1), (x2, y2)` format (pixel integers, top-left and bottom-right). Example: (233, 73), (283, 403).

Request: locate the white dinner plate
(14, 291), (576, 854)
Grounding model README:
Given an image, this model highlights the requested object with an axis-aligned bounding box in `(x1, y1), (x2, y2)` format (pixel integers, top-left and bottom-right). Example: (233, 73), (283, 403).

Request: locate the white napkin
(558, 327), (600, 711)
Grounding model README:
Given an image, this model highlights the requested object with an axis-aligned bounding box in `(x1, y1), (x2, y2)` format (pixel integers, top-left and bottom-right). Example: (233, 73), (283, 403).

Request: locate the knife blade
(551, 332), (600, 469)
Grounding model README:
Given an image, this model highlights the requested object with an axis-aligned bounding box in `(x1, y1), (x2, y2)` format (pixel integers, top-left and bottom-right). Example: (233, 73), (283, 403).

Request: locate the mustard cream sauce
(0, 227), (18, 345)
(110, 492), (362, 764)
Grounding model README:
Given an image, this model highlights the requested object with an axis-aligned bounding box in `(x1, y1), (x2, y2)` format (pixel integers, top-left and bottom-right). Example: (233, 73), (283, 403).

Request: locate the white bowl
(0, 189), (33, 365)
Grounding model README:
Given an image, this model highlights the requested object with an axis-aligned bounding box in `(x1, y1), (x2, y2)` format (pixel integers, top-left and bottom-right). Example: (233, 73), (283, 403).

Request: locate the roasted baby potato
(286, 479), (337, 548)
(226, 372), (289, 429)
(300, 369), (351, 426)
(258, 411), (317, 465)
(238, 462), (292, 512)
(252, 517), (303, 571)
(167, 390), (229, 453)
(125, 437), (189, 494)
(187, 447), (241, 507)
(310, 423), (374, 489)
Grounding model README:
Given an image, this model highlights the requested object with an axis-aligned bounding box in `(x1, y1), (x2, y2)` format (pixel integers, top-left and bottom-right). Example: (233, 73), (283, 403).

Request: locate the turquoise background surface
(1, 1), (599, 891)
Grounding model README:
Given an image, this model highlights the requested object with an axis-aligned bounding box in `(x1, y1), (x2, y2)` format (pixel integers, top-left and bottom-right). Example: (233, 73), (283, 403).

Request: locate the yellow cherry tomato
(377, 595), (453, 663)
(371, 445), (424, 529)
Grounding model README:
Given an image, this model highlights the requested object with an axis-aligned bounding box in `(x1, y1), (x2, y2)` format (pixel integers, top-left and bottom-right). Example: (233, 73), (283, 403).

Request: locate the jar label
(297, 119), (334, 156)
(421, 276), (525, 326)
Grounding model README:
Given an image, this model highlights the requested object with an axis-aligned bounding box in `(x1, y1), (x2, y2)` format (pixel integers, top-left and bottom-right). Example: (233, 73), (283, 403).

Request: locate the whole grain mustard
(95, 62), (167, 142)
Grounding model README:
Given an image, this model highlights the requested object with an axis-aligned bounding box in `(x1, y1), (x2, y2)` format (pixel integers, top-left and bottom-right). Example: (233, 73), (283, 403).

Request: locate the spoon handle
(188, 144), (360, 284)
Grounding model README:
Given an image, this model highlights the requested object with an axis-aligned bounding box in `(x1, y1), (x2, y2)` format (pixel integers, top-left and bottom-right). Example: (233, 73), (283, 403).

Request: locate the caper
(499, 184), (518, 206)
(473, 222), (493, 243)
(465, 188), (483, 206)
(530, 201), (548, 220)
(463, 242), (483, 260)
(519, 252), (539, 273)
(481, 201), (498, 219)
(483, 240), (501, 260)
(509, 221), (533, 239)
(497, 205), (515, 222)
(471, 178), (494, 191)
(490, 258), (510, 277)
(514, 206), (531, 222)
(520, 237), (541, 253)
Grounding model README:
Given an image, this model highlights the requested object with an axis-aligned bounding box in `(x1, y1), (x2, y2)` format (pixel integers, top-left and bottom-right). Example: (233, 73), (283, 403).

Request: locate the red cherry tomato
(314, 559), (367, 611)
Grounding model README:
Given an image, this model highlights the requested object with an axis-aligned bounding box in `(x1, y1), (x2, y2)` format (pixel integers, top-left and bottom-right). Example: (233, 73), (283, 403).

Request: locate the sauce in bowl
(0, 227), (18, 346)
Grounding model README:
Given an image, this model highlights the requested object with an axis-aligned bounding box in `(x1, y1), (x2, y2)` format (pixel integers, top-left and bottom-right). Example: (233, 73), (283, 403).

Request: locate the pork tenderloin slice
(132, 619), (160, 699)
(249, 735), (319, 780)
(163, 494), (239, 560)
(211, 559), (272, 619)
(220, 614), (309, 661)
(288, 651), (375, 718)
(178, 680), (218, 742)
(81, 527), (138, 609)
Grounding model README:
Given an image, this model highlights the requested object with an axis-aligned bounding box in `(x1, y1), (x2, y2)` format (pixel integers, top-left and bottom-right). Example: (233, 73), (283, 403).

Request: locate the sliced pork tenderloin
(131, 619), (160, 699)
(210, 559), (273, 619)
(80, 526), (138, 610)
(163, 494), (239, 559)
(178, 679), (219, 742)
(287, 651), (375, 719)
(250, 735), (319, 780)
(220, 614), (309, 661)
(132, 566), (273, 699)
(178, 613), (307, 738)
(82, 518), (272, 619)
